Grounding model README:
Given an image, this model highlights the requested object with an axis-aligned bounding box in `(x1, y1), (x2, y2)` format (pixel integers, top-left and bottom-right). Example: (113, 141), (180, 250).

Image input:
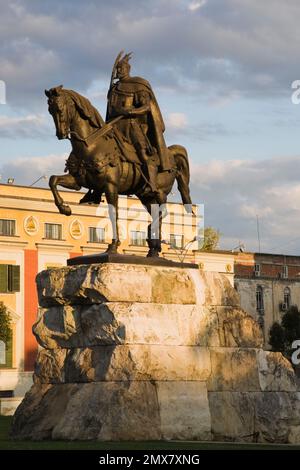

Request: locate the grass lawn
(1, 416), (300, 450)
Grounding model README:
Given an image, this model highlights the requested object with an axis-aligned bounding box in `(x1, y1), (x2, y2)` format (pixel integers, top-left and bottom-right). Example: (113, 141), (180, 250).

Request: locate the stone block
(208, 391), (255, 441)
(190, 270), (240, 307)
(34, 344), (211, 383)
(208, 348), (260, 391)
(36, 264), (197, 306)
(217, 307), (264, 348)
(12, 381), (161, 441)
(257, 350), (296, 391)
(209, 390), (300, 443)
(33, 303), (221, 349)
(157, 381), (211, 440)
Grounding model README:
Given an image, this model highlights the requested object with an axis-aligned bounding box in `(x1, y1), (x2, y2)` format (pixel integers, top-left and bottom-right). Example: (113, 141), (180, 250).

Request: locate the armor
(105, 53), (173, 199)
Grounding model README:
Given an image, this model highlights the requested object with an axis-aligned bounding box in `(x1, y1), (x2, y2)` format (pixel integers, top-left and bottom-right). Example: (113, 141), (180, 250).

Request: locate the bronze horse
(45, 85), (193, 257)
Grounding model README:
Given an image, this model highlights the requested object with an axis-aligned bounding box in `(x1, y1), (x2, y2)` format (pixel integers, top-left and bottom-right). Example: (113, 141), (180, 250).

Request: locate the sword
(84, 115), (124, 146)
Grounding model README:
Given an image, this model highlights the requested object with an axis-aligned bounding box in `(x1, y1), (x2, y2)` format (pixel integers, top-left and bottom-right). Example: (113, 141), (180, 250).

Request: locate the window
(0, 338), (12, 368)
(0, 341), (5, 365)
(45, 223), (62, 240)
(284, 287), (291, 309)
(254, 263), (260, 276)
(170, 234), (184, 249)
(89, 227), (105, 243)
(130, 230), (147, 246)
(256, 285), (264, 312)
(0, 219), (16, 236)
(283, 265), (288, 279)
(0, 265), (20, 293)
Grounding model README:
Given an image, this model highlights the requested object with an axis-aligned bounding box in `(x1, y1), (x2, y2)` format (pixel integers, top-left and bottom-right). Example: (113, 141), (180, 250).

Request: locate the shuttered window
(89, 227), (105, 243)
(170, 234), (184, 249)
(0, 265), (20, 293)
(45, 223), (62, 240)
(0, 219), (16, 236)
(0, 338), (12, 368)
(130, 231), (147, 246)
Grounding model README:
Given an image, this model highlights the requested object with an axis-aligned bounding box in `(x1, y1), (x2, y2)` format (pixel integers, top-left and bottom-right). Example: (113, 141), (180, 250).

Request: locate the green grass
(1, 416), (300, 450)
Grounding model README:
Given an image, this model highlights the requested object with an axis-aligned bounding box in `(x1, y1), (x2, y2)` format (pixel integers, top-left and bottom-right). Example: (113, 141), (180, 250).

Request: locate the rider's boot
(79, 190), (94, 204)
(79, 190), (102, 204)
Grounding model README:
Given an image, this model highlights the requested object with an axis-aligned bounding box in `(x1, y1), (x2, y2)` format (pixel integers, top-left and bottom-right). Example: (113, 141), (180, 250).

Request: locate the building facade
(234, 252), (300, 346)
(0, 183), (234, 410)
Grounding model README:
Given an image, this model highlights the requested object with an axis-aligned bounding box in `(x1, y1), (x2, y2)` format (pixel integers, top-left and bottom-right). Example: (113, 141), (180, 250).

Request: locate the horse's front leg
(105, 184), (120, 254)
(49, 174), (81, 216)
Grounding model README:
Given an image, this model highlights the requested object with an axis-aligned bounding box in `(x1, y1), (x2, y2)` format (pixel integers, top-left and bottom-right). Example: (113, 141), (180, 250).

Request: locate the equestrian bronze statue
(46, 51), (193, 257)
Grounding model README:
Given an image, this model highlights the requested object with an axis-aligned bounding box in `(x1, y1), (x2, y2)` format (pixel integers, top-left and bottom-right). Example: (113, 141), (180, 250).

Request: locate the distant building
(0, 183), (234, 412)
(234, 252), (300, 346)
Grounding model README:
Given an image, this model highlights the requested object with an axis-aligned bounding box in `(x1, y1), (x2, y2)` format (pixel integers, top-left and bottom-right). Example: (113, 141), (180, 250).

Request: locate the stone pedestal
(11, 262), (300, 443)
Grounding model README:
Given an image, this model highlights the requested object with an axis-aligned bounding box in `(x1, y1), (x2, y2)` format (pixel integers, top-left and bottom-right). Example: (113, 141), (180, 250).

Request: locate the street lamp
(29, 175), (48, 187)
(231, 242), (245, 253)
(162, 235), (201, 264)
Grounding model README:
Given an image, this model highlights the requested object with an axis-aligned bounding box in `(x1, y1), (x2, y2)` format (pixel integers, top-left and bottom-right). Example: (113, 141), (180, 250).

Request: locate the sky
(1, 0), (300, 253)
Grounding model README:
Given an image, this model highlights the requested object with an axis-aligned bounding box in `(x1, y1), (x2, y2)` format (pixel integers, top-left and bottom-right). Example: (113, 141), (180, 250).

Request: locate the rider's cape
(107, 76), (172, 171)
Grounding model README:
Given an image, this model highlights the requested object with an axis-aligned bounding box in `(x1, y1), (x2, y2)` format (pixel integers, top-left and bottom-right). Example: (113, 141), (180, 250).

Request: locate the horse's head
(45, 86), (104, 141)
(45, 85), (73, 140)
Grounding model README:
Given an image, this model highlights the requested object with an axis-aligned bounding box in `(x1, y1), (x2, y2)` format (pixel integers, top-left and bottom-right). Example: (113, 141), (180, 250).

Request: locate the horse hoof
(59, 205), (72, 216)
(105, 242), (119, 254)
(147, 249), (160, 258)
(106, 248), (119, 254)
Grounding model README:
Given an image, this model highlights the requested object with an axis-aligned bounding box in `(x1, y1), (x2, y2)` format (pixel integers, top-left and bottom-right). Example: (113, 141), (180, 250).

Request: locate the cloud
(0, 0), (299, 110)
(0, 114), (51, 138)
(2, 150), (300, 255)
(189, 154), (300, 254)
(166, 113), (188, 129)
(188, 1), (207, 12)
(0, 153), (67, 185)
(165, 119), (228, 141)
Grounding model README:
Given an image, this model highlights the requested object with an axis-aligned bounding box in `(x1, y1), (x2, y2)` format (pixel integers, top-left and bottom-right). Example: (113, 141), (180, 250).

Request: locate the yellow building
(0, 182), (234, 414)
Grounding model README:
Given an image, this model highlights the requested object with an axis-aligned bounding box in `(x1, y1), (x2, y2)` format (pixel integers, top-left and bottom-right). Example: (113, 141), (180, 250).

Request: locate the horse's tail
(169, 145), (193, 213)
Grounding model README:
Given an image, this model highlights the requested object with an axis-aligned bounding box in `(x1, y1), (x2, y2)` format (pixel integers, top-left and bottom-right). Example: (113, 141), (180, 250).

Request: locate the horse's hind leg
(141, 198), (165, 257)
(105, 185), (120, 253)
(49, 174), (81, 216)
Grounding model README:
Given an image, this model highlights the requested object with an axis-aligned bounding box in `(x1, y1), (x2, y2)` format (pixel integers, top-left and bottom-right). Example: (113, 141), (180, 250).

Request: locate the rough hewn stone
(208, 348), (260, 392)
(11, 262), (300, 442)
(208, 348), (297, 393)
(157, 381), (211, 440)
(11, 383), (71, 440)
(34, 345), (211, 383)
(37, 264), (197, 306)
(190, 270), (240, 307)
(257, 350), (296, 392)
(33, 303), (222, 349)
(208, 391), (254, 441)
(34, 349), (66, 384)
(217, 307), (264, 348)
(12, 381), (161, 441)
(209, 391), (300, 443)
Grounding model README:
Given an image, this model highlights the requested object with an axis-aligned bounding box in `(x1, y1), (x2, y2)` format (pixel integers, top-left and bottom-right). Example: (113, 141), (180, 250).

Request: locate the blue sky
(1, 0), (300, 253)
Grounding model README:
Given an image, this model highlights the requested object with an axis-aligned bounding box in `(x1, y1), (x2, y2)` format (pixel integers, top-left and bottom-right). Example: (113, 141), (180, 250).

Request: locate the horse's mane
(64, 89), (104, 128)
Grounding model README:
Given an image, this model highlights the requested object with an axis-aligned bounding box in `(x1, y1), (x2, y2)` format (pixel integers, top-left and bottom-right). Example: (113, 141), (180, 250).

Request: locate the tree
(0, 301), (12, 344)
(281, 306), (300, 344)
(269, 322), (285, 353)
(269, 306), (300, 364)
(200, 226), (221, 251)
